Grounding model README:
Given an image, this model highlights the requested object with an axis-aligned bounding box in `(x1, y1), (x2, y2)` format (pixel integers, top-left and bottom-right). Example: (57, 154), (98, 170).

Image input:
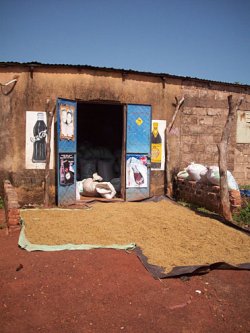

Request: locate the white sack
(177, 170), (189, 179)
(199, 168), (209, 183)
(95, 182), (116, 199)
(186, 163), (207, 181)
(206, 166), (239, 190)
(82, 178), (98, 197)
(76, 183), (81, 200)
(76, 181), (83, 193)
(93, 172), (103, 182)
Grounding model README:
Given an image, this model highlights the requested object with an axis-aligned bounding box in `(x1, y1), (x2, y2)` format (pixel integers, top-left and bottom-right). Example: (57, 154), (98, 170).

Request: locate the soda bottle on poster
(132, 164), (144, 185)
(151, 122), (162, 169)
(31, 113), (47, 163)
(60, 160), (65, 185)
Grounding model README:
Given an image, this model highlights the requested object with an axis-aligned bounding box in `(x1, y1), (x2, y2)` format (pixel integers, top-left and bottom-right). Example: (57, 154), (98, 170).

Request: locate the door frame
(56, 99), (152, 204)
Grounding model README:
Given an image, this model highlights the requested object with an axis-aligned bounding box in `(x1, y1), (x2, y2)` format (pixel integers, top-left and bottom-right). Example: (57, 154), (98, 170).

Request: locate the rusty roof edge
(0, 61), (249, 89)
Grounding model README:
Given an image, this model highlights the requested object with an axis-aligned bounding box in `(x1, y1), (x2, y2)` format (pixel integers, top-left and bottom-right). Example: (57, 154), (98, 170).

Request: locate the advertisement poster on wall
(151, 120), (166, 171)
(59, 153), (75, 186)
(126, 154), (148, 188)
(25, 111), (54, 169)
(59, 103), (75, 141)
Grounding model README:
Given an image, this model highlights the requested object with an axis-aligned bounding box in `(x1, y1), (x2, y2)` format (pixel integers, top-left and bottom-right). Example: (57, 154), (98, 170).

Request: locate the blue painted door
(126, 104), (151, 201)
(57, 98), (77, 206)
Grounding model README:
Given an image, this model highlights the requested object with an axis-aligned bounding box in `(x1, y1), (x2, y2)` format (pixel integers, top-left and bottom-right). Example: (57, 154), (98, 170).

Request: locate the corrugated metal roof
(0, 61), (249, 89)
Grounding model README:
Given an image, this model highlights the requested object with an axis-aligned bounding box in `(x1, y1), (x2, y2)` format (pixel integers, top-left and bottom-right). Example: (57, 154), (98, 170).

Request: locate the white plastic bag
(199, 167), (209, 183)
(93, 172), (103, 182)
(76, 181), (83, 193)
(95, 182), (116, 199)
(76, 183), (81, 200)
(82, 178), (98, 197)
(206, 166), (239, 190)
(177, 170), (189, 179)
(227, 172), (239, 190)
(186, 163), (207, 181)
(81, 173), (116, 198)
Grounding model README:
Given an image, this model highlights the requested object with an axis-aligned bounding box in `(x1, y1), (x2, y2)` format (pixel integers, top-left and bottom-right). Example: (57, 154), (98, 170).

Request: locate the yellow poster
(151, 120), (166, 170)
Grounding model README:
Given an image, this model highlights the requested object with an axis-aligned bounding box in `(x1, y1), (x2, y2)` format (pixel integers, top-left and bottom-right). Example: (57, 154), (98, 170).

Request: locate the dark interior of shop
(77, 103), (124, 195)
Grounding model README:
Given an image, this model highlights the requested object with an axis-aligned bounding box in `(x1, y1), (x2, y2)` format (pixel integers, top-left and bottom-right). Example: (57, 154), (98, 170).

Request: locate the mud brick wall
(234, 143), (250, 186)
(175, 179), (242, 214)
(3, 180), (20, 227)
(178, 85), (250, 185)
(8, 170), (56, 205)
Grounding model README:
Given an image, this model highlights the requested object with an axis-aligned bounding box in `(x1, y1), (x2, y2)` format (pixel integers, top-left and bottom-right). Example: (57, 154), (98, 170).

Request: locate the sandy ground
(20, 201), (250, 273)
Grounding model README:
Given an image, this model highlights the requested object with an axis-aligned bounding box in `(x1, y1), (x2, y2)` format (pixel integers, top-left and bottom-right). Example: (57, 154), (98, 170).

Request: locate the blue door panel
(57, 98), (77, 206)
(126, 105), (151, 153)
(126, 104), (151, 201)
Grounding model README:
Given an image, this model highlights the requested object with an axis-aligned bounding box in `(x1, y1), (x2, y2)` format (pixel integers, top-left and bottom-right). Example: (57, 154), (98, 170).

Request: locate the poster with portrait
(151, 120), (166, 171)
(126, 154), (148, 188)
(25, 111), (54, 169)
(59, 153), (75, 186)
(59, 103), (75, 141)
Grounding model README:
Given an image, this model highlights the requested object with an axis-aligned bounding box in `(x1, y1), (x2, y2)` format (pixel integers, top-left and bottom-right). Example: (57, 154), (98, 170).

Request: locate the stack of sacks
(177, 162), (239, 190)
(77, 173), (116, 199)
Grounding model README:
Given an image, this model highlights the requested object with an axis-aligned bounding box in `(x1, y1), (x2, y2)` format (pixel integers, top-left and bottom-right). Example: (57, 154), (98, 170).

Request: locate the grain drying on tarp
(21, 201), (250, 273)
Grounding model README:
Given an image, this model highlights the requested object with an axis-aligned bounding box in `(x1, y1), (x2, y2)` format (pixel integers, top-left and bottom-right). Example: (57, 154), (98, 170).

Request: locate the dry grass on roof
(20, 201), (250, 273)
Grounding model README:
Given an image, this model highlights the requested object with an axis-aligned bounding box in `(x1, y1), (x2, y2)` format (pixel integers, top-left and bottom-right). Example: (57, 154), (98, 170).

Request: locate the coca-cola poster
(25, 111), (54, 169)
(126, 154), (148, 188)
(151, 120), (166, 171)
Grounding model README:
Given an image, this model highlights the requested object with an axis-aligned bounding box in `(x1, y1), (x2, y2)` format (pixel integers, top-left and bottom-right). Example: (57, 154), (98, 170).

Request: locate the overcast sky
(1, 0), (250, 84)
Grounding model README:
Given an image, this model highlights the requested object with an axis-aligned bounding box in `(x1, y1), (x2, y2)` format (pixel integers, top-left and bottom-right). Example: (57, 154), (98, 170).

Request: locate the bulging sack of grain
(79, 159), (97, 179)
(93, 172), (103, 182)
(186, 163), (207, 181)
(98, 147), (114, 160)
(76, 181), (83, 193)
(113, 159), (121, 176)
(82, 146), (114, 160)
(199, 167), (209, 183)
(97, 160), (115, 182)
(110, 177), (121, 193)
(177, 170), (189, 180)
(76, 185), (81, 200)
(82, 178), (98, 197)
(95, 182), (116, 199)
(206, 166), (239, 190)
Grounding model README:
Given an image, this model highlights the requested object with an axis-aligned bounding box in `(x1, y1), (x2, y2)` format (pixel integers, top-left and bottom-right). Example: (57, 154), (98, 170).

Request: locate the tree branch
(44, 99), (56, 207)
(167, 96), (184, 133)
(218, 95), (243, 221)
(166, 96), (185, 197)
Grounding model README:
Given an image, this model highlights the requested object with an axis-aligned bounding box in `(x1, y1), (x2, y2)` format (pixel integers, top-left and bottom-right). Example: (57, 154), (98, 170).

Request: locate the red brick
(7, 218), (19, 226)
(211, 185), (220, 193)
(230, 198), (242, 206)
(208, 192), (217, 201)
(8, 225), (21, 233)
(7, 208), (20, 214)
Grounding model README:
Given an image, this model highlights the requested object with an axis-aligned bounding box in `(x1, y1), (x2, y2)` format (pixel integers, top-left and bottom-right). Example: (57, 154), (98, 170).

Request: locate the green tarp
(18, 220), (136, 252)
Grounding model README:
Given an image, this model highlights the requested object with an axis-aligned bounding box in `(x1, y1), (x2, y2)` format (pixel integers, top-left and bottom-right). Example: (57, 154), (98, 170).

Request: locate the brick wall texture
(4, 180), (20, 228)
(177, 86), (250, 186)
(175, 178), (242, 214)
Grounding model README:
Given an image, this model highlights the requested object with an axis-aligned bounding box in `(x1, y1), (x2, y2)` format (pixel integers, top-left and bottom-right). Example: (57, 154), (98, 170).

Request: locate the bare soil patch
(0, 227), (250, 333)
(20, 201), (250, 273)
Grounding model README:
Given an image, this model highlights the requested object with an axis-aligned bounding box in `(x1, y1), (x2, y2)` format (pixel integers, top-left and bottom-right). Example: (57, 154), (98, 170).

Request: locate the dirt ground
(21, 201), (250, 273)
(0, 222), (249, 333)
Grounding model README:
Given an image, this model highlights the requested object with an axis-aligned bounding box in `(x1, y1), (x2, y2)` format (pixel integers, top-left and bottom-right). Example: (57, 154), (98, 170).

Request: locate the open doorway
(77, 102), (124, 199)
